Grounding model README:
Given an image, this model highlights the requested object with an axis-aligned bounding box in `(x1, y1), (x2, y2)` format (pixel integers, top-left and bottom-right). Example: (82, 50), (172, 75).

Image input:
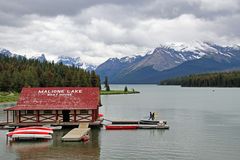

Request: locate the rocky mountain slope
(96, 42), (240, 83)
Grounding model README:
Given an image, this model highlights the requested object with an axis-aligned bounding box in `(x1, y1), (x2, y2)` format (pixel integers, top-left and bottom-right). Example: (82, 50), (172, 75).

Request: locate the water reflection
(0, 102), (16, 121)
(6, 129), (100, 160)
(1, 85), (240, 160)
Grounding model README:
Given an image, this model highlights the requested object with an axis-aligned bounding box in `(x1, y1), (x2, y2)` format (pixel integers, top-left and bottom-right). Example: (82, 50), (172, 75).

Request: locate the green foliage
(0, 92), (19, 102)
(160, 71), (240, 87)
(104, 76), (110, 91)
(124, 86), (128, 92)
(0, 55), (100, 92)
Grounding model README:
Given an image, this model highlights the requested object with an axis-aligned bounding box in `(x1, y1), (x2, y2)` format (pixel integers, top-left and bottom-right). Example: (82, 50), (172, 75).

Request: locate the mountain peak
(119, 55), (143, 63)
(57, 56), (96, 71)
(96, 42), (240, 83)
(31, 54), (47, 62)
(0, 48), (12, 57)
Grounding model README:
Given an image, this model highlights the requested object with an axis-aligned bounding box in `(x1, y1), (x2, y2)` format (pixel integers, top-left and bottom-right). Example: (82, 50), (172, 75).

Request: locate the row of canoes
(7, 126), (54, 140)
(105, 120), (169, 130)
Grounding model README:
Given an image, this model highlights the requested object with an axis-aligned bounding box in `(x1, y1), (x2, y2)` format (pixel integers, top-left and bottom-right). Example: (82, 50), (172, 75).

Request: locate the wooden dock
(62, 123), (90, 142)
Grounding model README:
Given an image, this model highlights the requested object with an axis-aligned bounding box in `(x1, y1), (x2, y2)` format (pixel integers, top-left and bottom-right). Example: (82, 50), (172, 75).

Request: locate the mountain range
(0, 49), (96, 71)
(96, 42), (240, 83)
(1, 42), (240, 84)
(57, 56), (96, 71)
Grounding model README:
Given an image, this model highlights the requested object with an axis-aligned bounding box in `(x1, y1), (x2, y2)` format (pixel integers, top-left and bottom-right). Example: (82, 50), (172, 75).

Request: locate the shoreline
(0, 90), (140, 103)
(101, 90), (140, 95)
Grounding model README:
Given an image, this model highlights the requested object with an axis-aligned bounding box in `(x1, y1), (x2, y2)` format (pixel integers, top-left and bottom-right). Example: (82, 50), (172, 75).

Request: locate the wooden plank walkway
(62, 123), (90, 142)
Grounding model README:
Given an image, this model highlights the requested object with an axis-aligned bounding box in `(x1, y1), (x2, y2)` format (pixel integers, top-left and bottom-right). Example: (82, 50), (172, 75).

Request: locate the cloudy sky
(0, 0), (239, 65)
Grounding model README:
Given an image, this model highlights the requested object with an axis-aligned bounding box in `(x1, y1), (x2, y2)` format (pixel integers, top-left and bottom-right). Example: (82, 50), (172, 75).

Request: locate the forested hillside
(160, 71), (240, 87)
(0, 55), (100, 92)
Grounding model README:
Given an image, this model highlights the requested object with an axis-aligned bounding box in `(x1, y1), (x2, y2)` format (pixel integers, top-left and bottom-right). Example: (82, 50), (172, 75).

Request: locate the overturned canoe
(105, 125), (138, 130)
(7, 126), (53, 140)
(11, 134), (52, 140)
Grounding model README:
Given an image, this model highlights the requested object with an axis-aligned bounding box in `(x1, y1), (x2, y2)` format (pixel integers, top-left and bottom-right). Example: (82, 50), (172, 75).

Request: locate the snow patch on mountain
(0, 48), (12, 57)
(119, 55), (143, 63)
(0, 48), (25, 58)
(97, 42), (240, 79)
(31, 54), (47, 62)
(57, 56), (96, 71)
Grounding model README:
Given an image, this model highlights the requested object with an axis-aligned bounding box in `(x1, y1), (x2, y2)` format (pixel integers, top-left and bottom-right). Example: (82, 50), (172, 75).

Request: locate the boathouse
(4, 87), (101, 125)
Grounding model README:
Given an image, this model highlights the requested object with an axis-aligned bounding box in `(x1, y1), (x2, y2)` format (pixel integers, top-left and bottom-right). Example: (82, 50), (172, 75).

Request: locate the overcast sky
(0, 0), (239, 65)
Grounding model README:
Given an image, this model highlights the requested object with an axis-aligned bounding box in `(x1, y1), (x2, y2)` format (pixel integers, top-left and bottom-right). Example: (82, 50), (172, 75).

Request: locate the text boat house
(4, 87), (101, 125)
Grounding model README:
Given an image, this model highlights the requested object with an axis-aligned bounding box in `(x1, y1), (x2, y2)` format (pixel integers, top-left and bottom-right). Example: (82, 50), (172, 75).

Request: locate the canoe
(49, 126), (62, 130)
(7, 126), (53, 141)
(7, 129), (53, 137)
(15, 126), (53, 131)
(139, 120), (160, 125)
(138, 124), (170, 129)
(43, 125), (62, 130)
(105, 125), (138, 130)
(12, 134), (52, 140)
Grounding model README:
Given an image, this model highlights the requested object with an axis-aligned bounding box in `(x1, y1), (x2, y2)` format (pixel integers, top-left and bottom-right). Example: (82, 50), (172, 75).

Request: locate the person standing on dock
(152, 112), (155, 120)
(149, 112), (152, 120)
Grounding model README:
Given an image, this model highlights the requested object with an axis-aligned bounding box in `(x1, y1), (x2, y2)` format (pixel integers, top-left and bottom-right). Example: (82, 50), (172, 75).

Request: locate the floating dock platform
(105, 124), (169, 130)
(104, 119), (169, 130)
(62, 123), (90, 142)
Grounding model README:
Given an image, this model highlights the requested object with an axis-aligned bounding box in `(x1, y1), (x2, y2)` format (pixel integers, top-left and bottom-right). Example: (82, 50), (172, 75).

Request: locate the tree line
(160, 71), (240, 87)
(0, 55), (100, 92)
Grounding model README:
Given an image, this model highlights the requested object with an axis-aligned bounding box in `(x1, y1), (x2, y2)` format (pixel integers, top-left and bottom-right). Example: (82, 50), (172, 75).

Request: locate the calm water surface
(1, 85), (240, 160)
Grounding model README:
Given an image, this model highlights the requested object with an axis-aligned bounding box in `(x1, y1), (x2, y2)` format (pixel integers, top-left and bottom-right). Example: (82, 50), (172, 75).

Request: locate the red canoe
(105, 125), (138, 130)
(98, 113), (104, 117)
(15, 126), (53, 131)
(7, 131), (51, 137)
(7, 129), (53, 137)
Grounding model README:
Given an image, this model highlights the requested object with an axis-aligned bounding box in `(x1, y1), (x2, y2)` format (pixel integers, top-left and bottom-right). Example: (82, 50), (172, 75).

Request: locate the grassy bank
(100, 90), (140, 95)
(0, 92), (19, 103)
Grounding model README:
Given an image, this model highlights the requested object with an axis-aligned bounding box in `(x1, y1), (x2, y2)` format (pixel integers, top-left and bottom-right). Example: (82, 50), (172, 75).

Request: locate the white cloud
(198, 0), (240, 12)
(0, 1), (239, 65)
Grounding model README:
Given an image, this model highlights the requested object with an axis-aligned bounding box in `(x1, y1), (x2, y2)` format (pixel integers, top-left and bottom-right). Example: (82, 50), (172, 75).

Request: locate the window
(20, 110), (34, 115)
(26, 110), (34, 115)
(80, 110), (88, 115)
(20, 110), (26, 115)
(44, 110), (53, 115)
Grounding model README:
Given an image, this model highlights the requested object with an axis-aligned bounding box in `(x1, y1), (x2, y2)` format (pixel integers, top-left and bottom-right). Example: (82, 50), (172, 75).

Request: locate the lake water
(1, 85), (240, 160)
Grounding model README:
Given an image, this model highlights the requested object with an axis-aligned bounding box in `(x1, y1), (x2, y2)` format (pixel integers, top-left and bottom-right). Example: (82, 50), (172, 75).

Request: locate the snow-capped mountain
(0, 48), (24, 58)
(30, 54), (47, 62)
(139, 42), (240, 72)
(0, 48), (96, 71)
(96, 55), (144, 81)
(0, 48), (12, 57)
(96, 42), (240, 83)
(57, 56), (96, 71)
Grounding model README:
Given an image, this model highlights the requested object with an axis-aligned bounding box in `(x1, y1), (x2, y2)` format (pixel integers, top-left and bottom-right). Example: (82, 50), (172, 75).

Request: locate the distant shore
(0, 90), (140, 103)
(101, 90), (140, 95)
(0, 92), (19, 103)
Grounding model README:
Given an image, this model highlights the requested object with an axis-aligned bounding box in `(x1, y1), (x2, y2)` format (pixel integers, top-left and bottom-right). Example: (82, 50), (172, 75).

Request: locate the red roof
(6, 87), (100, 110)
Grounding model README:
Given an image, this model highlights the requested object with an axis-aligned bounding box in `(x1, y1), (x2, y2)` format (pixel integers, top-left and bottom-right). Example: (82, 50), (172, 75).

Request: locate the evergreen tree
(160, 71), (240, 87)
(104, 76), (110, 91)
(90, 71), (98, 87)
(124, 86), (128, 92)
(0, 55), (100, 92)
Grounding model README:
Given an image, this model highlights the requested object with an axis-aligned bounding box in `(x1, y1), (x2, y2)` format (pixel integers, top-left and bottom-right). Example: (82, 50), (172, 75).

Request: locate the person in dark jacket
(152, 112), (155, 120)
(148, 112), (152, 120)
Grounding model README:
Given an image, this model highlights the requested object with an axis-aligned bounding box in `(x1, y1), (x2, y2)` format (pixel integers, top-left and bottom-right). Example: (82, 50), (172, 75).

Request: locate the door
(62, 110), (70, 122)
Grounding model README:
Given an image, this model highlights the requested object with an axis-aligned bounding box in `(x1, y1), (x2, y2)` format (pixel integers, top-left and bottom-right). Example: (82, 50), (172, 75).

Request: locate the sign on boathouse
(38, 89), (83, 96)
(5, 87), (101, 124)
